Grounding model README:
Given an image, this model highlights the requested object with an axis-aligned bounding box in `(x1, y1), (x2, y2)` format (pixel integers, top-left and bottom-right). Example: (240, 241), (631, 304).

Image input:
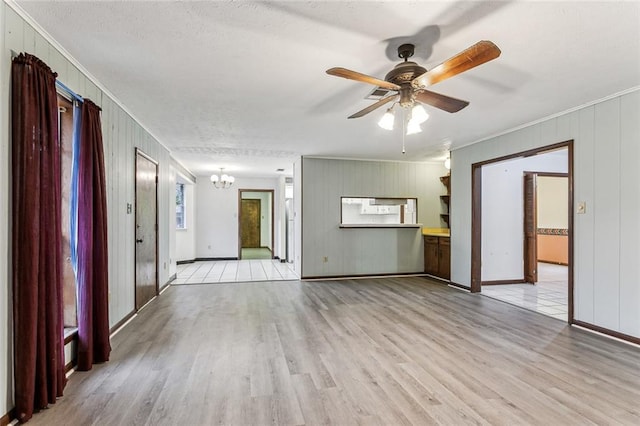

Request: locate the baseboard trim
(538, 260), (569, 266)
(422, 273), (451, 283)
(195, 257), (238, 261)
(572, 320), (640, 346)
(0, 409), (15, 426)
(110, 310), (136, 335)
(448, 281), (471, 291)
(176, 259), (195, 265)
(160, 274), (176, 290)
(302, 272), (425, 281)
(481, 279), (527, 285)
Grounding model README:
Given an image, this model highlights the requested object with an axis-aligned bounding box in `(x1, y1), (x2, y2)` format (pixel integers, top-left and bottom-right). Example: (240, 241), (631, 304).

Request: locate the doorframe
(134, 148), (159, 311)
(470, 140), (574, 323)
(237, 189), (275, 259)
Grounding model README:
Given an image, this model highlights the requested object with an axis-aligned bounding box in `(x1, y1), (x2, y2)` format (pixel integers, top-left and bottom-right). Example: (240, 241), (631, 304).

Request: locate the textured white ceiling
(15, 1), (640, 178)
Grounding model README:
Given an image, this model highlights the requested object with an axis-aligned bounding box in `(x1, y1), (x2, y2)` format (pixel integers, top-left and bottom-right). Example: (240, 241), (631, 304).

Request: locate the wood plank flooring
(28, 277), (640, 425)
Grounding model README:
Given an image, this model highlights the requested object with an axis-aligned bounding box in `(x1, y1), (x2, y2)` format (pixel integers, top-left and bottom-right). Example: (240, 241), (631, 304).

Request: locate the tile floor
(173, 259), (299, 285)
(481, 262), (568, 321)
(240, 247), (273, 260)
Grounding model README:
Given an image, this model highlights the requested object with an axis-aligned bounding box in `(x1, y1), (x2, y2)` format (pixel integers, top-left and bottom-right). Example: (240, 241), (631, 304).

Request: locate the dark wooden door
(424, 236), (439, 276)
(523, 172), (538, 284)
(135, 151), (158, 310)
(241, 199), (261, 248)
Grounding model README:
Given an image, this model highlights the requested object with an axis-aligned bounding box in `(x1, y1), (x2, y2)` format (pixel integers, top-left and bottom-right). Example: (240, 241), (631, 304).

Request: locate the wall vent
(365, 87), (391, 100)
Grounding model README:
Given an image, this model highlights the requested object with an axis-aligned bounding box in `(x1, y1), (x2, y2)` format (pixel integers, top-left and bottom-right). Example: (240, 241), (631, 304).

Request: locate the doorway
(471, 141), (573, 322)
(238, 189), (274, 260)
(135, 149), (158, 310)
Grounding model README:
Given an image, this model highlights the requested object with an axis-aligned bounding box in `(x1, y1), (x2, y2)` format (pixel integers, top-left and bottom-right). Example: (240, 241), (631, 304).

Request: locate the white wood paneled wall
(301, 157), (447, 278)
(451, 89), (640, 338)
(0, 1), (8, 417)
(0, 3), (174, 416)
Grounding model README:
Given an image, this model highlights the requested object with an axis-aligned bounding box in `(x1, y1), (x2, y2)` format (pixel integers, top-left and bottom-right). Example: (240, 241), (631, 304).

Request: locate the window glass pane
(176, 183), (186, 229)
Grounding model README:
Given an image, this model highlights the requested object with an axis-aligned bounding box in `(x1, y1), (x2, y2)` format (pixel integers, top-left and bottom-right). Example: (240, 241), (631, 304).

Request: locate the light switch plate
(577, 201), (586, 214)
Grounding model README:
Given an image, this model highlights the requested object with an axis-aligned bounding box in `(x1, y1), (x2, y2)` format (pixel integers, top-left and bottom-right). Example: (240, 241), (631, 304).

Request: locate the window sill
(64, 327), (78, 344)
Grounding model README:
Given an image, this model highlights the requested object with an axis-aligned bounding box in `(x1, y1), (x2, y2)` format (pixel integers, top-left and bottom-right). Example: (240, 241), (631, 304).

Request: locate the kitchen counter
(422, 227), (450, 237)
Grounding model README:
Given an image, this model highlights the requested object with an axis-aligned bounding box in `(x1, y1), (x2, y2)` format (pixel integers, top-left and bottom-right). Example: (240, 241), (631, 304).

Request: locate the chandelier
(210, 168), (235, 189)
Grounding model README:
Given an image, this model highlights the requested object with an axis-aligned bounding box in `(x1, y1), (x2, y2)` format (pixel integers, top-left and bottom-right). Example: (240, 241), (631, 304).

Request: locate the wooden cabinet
(424, 235), (450, 280)
(424, 236), (439, 276)
(437, 237), (450, 279)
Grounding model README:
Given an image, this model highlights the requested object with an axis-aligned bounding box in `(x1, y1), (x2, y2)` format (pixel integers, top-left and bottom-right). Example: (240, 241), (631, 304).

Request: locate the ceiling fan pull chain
(401, 109), (406, 155)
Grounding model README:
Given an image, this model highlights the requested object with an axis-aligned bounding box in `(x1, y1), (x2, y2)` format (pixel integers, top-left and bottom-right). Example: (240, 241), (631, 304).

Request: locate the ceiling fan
(326, 40), (501, 120)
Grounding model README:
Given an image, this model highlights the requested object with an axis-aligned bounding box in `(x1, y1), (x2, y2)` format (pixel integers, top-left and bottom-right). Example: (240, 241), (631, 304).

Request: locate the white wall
(451, 89), (640, 338)
(301, 157), (447, 277)
(195, 176), (281, 259)
(537, 176), (568, 229)
(1, 2), (174, 416)
(481, 153), (567, 281)
(293, 159), (302, 274)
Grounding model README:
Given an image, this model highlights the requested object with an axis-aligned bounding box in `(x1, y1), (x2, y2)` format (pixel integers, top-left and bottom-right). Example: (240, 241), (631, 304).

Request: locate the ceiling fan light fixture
(378, 108), (395, 130)
(406, 119), (422, 135)
(411, 104), (429, 124)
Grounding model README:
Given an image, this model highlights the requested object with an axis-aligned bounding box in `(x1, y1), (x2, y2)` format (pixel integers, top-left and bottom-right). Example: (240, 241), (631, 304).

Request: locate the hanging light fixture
(378, 101), (429, 136)
(410, 104), (429, 124)
(210, 168), (235, 189)
(378, 107), (395, 130)
(406, 119), (422, 135)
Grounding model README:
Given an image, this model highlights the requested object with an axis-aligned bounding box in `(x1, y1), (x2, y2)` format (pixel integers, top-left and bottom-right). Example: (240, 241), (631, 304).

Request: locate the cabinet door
(438, 238), (451, 280)
(424, 237), (439, 275)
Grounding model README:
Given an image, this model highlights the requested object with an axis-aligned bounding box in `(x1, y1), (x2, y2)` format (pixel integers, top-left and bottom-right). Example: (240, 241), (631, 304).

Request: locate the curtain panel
(76, 99), (111, 370)
(11, 53), (66, 423)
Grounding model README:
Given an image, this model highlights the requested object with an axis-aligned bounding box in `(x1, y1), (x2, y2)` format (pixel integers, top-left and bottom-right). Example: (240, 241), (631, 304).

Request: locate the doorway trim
(470, 140), (574, 323)
(134, 148), (159, 311)
(237, 189), (275, 259)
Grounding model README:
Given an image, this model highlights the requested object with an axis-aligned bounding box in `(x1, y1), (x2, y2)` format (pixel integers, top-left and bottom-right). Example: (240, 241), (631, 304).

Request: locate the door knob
(136, 238), (144, 243)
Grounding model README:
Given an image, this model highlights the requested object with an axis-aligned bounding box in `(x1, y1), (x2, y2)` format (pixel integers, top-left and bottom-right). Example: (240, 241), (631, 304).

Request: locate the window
(58, 91), (78, 328)
(340, 197), (418, 226)
(176, 183), (186, 229)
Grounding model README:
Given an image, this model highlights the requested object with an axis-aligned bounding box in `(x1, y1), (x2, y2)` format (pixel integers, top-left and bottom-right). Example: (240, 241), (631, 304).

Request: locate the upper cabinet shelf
(439, 175), (450, 194)
(440, 175), (450, 229)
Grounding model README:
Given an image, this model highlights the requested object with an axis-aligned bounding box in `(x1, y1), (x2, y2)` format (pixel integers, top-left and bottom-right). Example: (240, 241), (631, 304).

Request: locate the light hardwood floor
(29, 277), (640, 425)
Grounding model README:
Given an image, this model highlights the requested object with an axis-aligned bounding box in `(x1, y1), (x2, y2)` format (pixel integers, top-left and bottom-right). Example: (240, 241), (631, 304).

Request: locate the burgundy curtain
(76, 99), (111, 370)
(12, 53), (66, 423)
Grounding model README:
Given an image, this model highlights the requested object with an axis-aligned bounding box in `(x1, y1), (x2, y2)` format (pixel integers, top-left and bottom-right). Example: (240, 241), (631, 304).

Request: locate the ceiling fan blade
(415, 90), (469, 113)
(413, 40), (501, 88)
(348, 94), (398, 119)
(327, 67), (400, 91)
